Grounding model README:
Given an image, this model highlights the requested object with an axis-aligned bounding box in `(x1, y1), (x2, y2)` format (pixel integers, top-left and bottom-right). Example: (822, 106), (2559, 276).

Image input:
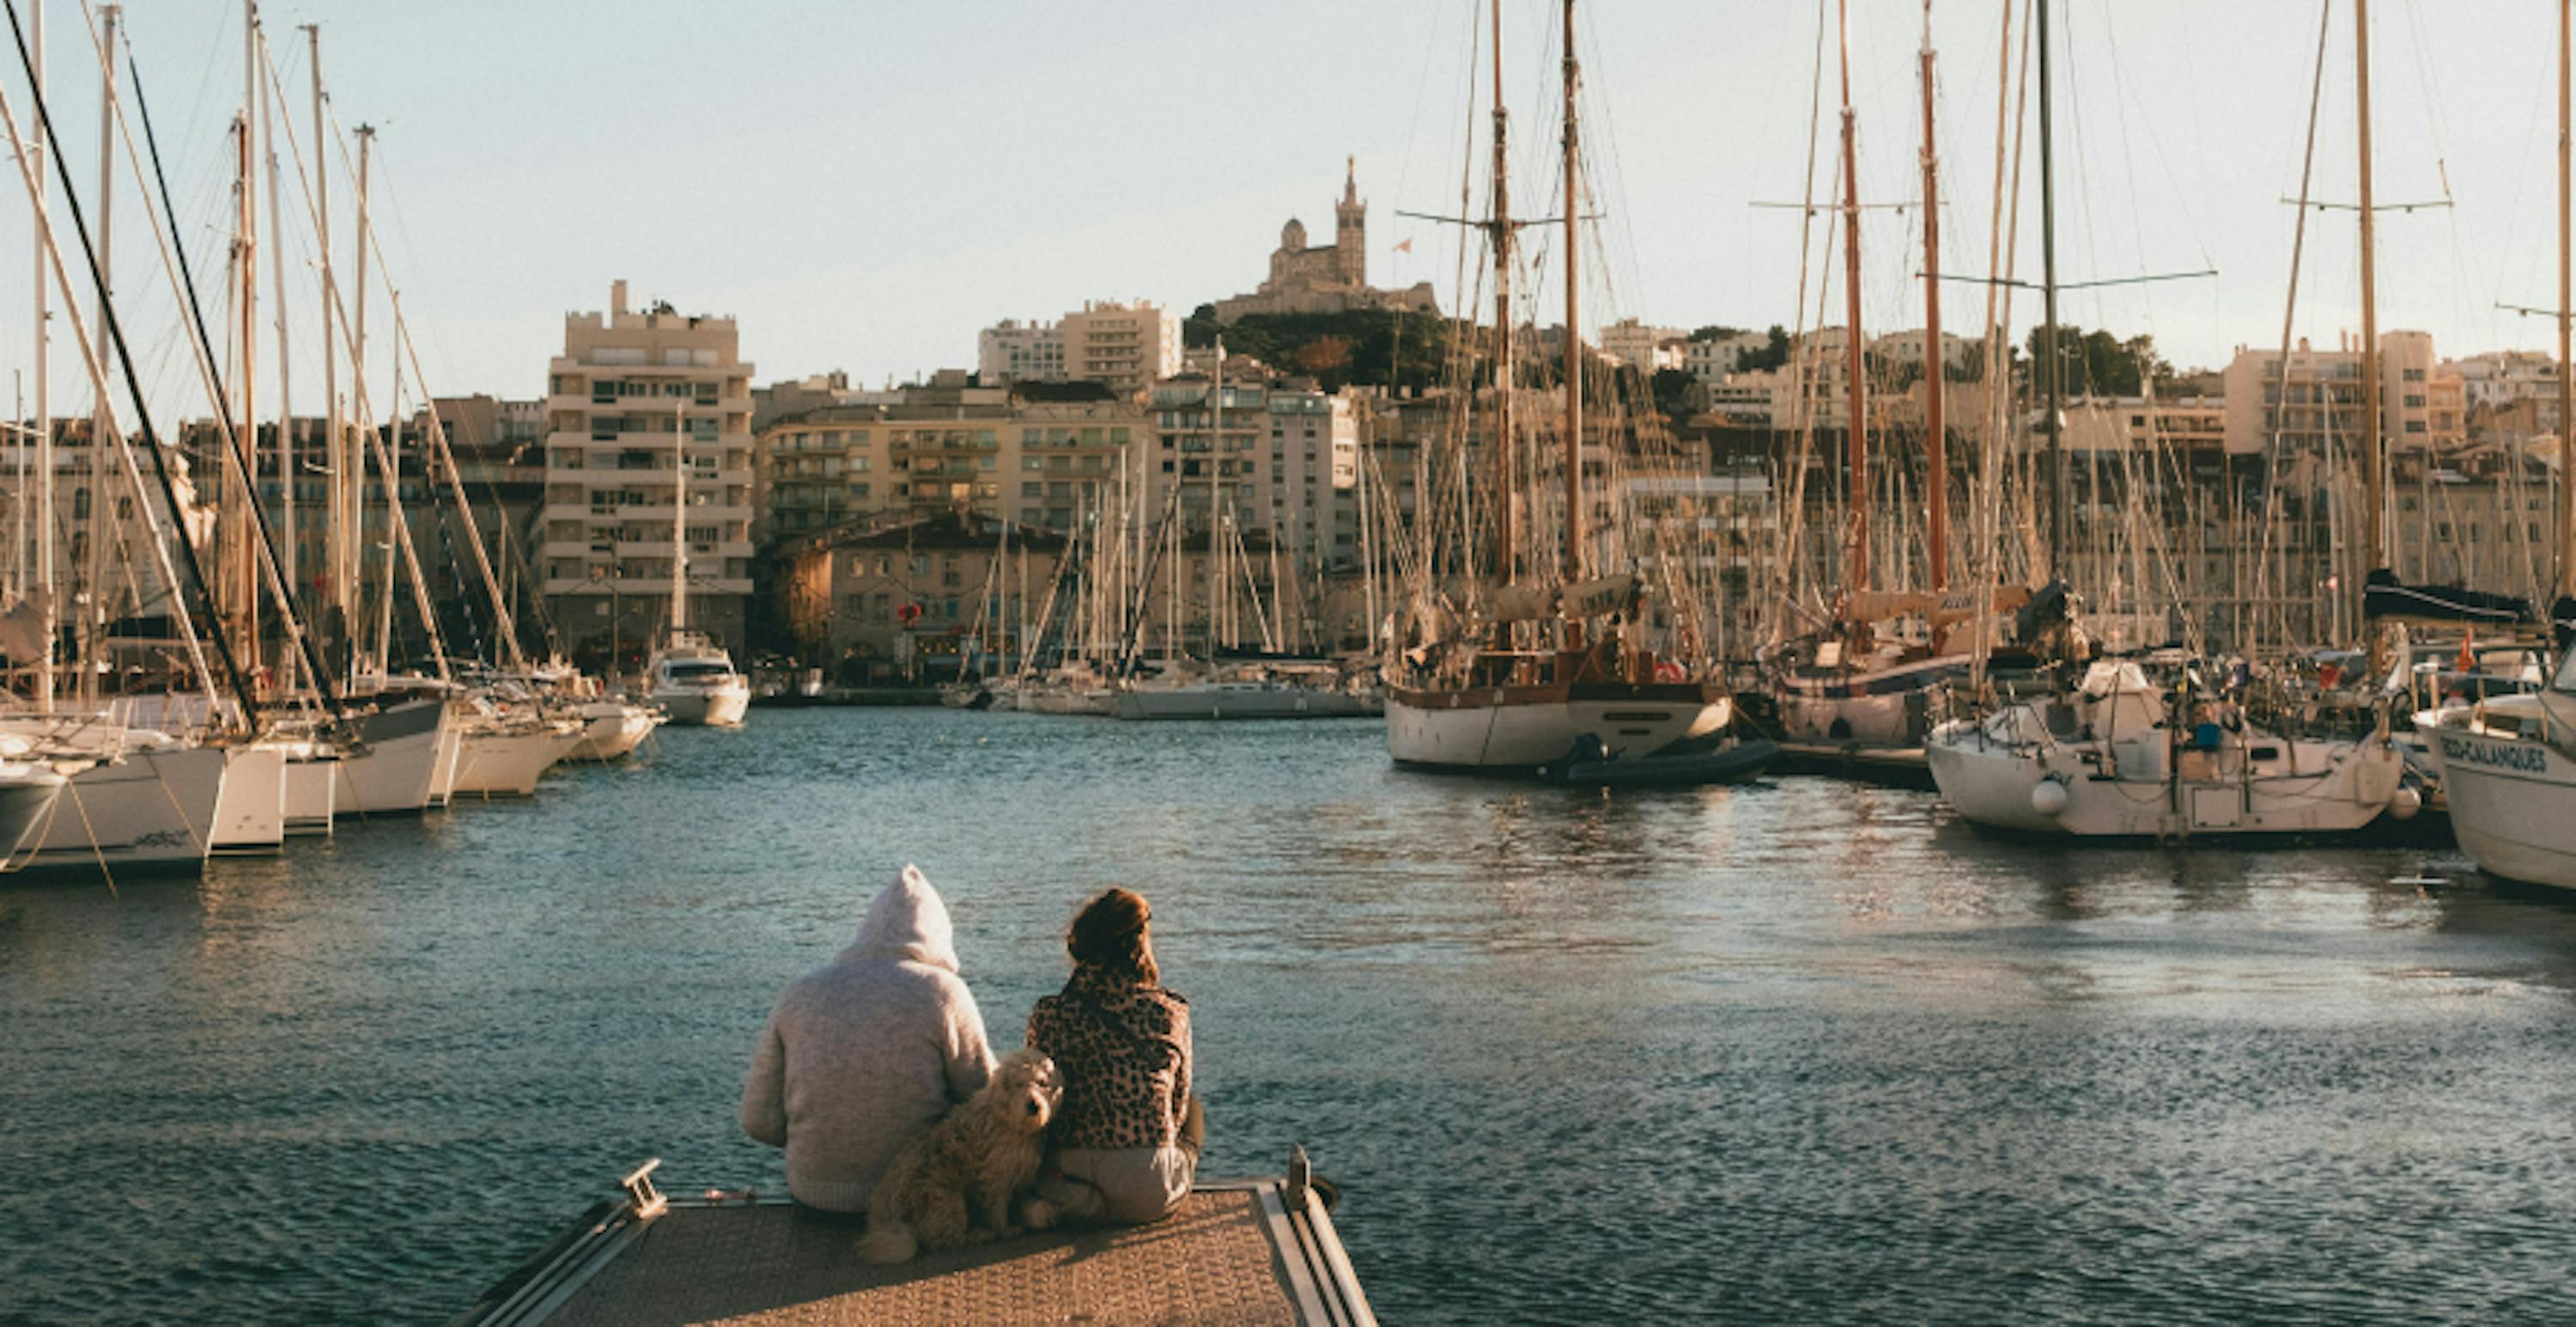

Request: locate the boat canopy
(2360, 569), (2532, 627)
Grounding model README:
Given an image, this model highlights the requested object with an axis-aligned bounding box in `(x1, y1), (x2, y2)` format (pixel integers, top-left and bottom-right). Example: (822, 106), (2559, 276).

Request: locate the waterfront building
(538, 281), (757, 664)
(1211, 161), (1438, 323)
(771, 509), (1064, 683)
(755, 380), (1148, 542)
(1143, 372), (1359, 567)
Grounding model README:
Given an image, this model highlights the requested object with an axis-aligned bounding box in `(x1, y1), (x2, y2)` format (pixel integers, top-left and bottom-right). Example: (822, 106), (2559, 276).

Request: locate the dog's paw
(1018, 1196), (1059, 1231)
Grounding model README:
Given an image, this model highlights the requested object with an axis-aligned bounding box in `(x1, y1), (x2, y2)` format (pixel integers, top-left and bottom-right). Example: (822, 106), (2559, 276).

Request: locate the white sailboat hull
(281, 750), (337, 834)
(22, 746), (227, 876)
(451, 725), (585, 799)
(567, 703), (661, 761)
(1928, 713), (2403, 837)
(2428, 726), (2576, 889)
(333, 699), (451, 818)
(210, 745), (286, 855)
(0, 768), (67, 867)
(1387, 687), (1731, 770)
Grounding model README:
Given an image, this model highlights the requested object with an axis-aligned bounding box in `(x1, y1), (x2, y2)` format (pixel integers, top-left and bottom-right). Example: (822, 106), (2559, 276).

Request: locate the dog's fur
(857, 1050), (1064, 1263)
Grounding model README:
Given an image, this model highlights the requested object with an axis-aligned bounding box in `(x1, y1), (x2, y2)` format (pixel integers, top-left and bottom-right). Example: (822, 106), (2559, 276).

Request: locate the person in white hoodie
(740, 864), (997, 1217)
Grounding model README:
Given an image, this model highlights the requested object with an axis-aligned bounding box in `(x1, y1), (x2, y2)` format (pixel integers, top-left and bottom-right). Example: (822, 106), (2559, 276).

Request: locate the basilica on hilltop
(1212, 160), (1439, 323)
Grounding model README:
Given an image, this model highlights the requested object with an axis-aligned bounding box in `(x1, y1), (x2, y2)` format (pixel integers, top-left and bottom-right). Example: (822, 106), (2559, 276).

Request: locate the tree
(2025, 324), (2175, 397)
(1650, 367), (1698, 420)
(1735, 324), (1794, 374)
(1294, 335), (1355, 385)
(1690, 324), (1749, 343)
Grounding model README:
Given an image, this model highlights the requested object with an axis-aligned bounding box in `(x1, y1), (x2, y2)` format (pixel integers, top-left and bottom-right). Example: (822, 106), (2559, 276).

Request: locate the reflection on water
(5, 709), (2576, 1324)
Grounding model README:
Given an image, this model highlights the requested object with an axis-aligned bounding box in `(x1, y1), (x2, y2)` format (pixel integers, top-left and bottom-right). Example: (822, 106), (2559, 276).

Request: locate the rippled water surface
(6, 708), (2576, 1324)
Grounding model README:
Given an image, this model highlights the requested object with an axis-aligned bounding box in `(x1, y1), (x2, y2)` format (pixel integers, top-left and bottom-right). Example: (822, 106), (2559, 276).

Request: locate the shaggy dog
(857, 1050), (1064, 1263)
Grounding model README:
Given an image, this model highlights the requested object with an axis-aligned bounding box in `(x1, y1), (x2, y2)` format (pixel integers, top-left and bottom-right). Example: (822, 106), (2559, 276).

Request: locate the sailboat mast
(2356, 0), (2383, 612)
(235, 9), (260, 680)
(29, 0), (48, 712)
(84, 3), (117, 707)
(264, 16), (295, 695)
(1559, 0), (1583, 600)
(1837, 0), (1868, 595)
(672, 395), (689, 633)
(2038, 0), (2064, 581)
(306, 24), (342, 653)
(352, 121), (373, 667)
(2561, 0), (2572, 600)
(1920, 0), (1947, 590)
(1491, 0), (1515, 594)
(1210, 333), (1223, 660)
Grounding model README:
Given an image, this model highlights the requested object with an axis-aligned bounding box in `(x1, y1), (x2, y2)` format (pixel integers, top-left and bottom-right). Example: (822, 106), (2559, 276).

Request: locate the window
(1023, 456), (1044, 471)
(1022, 482), (1043, 497)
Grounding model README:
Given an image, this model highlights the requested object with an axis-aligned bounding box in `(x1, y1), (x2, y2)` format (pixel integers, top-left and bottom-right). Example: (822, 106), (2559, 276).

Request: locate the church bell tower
(1334, 155), (1365, 287)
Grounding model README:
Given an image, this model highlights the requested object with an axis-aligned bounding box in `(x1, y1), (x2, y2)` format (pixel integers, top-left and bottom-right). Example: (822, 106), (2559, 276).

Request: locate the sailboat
(2431, 0), (2576, 887)
(1926, 0), (2408, 838)
(646, 399), (750, 727)
(1382, 0), (1741, 775)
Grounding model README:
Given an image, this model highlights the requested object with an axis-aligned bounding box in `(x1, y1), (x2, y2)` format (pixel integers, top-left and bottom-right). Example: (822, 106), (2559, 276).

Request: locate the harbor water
(5, 708), (2575, 1323)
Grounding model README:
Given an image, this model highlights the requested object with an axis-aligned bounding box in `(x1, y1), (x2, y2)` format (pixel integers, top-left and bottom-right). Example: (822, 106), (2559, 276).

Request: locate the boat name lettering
(2438, 734), (2549, 773)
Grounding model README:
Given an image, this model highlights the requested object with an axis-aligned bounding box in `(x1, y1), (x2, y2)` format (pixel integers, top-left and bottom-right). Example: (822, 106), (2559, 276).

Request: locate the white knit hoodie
(740, 864), (997, 1212)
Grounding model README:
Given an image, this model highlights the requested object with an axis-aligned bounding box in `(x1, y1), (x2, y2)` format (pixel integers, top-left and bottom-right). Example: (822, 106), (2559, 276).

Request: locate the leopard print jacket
(1025, 965), (1191, 1151)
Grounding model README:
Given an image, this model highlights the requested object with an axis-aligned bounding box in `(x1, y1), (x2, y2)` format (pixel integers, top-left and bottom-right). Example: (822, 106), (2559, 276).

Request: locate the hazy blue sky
(0, 0), (2563, 418)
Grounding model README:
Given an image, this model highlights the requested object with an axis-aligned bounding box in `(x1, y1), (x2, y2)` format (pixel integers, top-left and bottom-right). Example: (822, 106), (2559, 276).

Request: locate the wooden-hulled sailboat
(1383, 0), (1744, 776)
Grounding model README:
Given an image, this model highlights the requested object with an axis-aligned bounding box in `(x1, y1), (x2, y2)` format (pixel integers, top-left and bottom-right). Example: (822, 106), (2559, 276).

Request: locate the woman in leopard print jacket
(1025, 888), (1194, 1224)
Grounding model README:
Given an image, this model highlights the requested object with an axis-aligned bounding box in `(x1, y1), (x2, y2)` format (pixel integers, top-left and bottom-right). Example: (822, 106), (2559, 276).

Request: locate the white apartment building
(2221, 330), (2461, 457)
(975, 303), (1177, 397)
(1060, 301), (1181, 397)
(1869, 327), (1978, 374)
(1686, 332), (1767, 384)
(1144, 374), (1358, 569)
(540, 280), (756, 660)
(2444, 348), (2559, 410)
(1599, 318), (1687, 372)
(977, 319), (1066, 385)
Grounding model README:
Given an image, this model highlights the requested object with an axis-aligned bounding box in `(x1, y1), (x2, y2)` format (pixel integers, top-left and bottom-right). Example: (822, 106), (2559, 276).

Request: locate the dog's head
(990, 1049), (1064, 1134)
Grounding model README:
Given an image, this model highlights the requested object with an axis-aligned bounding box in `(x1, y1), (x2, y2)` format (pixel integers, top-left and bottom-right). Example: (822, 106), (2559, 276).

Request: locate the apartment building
(2220, 330), (2463, 457)
(977, 320), (1066, 385)
(1143, 373), (1359, 569)
(539, 281), (756, 661)
(755, 379), (1148, 540)
(1060, 301), (1181, 397)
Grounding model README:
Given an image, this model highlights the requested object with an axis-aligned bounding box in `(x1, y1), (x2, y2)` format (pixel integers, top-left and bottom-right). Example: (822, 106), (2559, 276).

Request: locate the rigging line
(0, 0), (245, 721)
(109, 4), (344, 720)
(2251, 0), (2336, 660)
(1774, 0), (1831, 625)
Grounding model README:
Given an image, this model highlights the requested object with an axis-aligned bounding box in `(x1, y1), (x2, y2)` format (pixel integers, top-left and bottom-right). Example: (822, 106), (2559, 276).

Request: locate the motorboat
(647, 630), (750, 727)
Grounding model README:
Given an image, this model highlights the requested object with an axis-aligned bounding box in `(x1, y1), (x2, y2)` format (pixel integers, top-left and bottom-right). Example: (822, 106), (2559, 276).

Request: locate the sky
(0, 0), (2563, 420)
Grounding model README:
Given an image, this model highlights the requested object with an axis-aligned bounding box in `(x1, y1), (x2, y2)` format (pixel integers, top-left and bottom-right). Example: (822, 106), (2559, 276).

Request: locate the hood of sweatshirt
(843, 863), (961, 973)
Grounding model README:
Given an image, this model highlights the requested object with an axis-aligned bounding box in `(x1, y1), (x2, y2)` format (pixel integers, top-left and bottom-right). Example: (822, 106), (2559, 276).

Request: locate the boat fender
(2031, 776), (2071, 818)
(2387, 785), (2422, 820)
